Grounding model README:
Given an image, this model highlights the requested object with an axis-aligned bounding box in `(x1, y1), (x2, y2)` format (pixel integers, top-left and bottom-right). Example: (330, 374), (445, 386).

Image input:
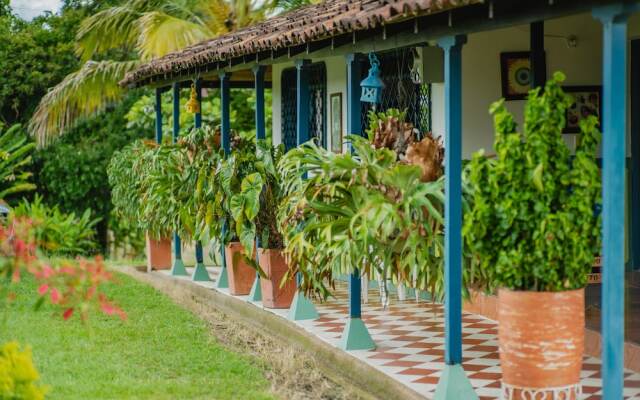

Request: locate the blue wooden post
(630, 39), (640, 272)
(434, 35), (477, 400)
(169, 83), (188, 276)
(248, 65), (266, 302)
(338, 53), (375, 350)
(155, 88), (163, 144)
(192, 78), (211, 282)
(288, 59), (319, 321)
(594, 4), (636, 399)
(216, 72), (231, 289)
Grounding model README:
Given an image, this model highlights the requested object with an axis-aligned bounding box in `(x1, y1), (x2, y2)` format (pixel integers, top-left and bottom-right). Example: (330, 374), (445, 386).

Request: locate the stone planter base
(145, 234), (172, 271)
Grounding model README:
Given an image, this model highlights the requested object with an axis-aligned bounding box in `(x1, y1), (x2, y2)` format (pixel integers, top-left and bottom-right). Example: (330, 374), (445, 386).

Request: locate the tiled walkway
(161, 267), (640, 400)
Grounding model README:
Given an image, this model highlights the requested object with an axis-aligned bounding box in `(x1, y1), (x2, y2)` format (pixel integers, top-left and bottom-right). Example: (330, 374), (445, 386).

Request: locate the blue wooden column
(434, 35), (477, 400)
(169, 83), (188, 276)
(216, 72), (231, 289)
(594, 4), (637, 399)
(631, 39), (640, 272)
(192, 78), (211, 282)
(248, 65), (266, 302)
(155, 88), (163, 144)
(338, 53), (375, 350)
(288, 59), (319, 321)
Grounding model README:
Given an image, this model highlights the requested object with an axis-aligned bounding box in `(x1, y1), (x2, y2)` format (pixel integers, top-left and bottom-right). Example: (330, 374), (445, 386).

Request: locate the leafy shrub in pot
(463, 72), (601, 397)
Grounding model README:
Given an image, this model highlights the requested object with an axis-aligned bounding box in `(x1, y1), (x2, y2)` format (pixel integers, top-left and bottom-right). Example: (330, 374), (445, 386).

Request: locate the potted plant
(277, 109), (449, 302)
(232, 140), (295, 308)
(212, 133), (258, 295)
(463, 72), (601, 397)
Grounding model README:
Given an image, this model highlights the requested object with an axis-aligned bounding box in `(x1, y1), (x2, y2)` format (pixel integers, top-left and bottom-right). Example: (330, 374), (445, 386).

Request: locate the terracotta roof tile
(121, 0), (481, 87)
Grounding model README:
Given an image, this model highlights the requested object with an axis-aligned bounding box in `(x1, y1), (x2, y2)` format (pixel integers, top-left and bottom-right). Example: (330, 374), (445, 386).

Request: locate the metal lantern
(360, 52), (384, 104)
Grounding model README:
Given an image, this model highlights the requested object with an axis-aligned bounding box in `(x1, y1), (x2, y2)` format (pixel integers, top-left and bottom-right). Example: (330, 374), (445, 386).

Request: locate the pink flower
(50, 288), (60, 304)
(38, 284), (49, 296)
(63, 308), (74, 320)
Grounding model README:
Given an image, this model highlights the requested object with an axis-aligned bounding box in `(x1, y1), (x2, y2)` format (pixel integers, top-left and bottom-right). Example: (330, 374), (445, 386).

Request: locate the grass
(1, 272), (276, 400)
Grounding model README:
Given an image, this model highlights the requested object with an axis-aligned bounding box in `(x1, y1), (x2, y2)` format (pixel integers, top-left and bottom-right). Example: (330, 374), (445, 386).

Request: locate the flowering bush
(0, 216), (125, 321)
(0, 342), (46, 400)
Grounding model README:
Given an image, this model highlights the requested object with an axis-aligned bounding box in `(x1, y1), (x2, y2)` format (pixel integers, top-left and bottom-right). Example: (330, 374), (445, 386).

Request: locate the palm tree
(30, 0), (269, 146)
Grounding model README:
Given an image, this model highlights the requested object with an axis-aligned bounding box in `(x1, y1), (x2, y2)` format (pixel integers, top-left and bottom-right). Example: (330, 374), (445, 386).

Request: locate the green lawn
(1, 272), (276, 400)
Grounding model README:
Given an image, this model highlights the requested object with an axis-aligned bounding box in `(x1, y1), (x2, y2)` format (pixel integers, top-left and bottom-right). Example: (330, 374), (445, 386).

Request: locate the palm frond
(136, 11), (214, 60)
(28, 60), (140, 146)
(195, 0), (232, 35)
(76, 4), (141, 62)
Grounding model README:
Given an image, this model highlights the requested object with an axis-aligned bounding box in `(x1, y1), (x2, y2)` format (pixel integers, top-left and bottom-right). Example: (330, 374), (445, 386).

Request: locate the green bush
(0, 124), (36, 203)
(463, 72), (601, 292)
(0, 342), (46, 400)
(11, 195), (99, 256)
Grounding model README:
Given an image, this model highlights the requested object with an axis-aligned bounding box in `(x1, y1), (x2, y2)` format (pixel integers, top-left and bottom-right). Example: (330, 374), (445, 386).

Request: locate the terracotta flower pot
(224, 242), (255, 295)
(498, 288), (584, 399)
(145, 233), (172, 271)
(258, 248), (295, 309)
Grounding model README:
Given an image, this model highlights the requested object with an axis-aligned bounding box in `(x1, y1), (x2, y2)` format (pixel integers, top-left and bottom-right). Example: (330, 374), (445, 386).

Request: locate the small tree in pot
(232, 140), (295, 308)
(463, 72), (601, 398)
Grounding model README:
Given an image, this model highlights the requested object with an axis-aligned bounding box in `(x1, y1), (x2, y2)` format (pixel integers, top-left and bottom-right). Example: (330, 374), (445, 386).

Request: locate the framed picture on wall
(500, 51), (535, 100)
(330, 93), (343, 153)
(563, 85), (602, 134)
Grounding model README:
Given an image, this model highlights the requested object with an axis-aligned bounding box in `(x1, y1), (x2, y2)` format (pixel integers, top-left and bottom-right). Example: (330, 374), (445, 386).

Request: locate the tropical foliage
(0, 124), (36, 203)
(278, 129), (451, 300)
(30, 0), (274, 144)
(463, 72), (601, 292)
(11, 195), (99, 256)
(231, 140), (285, 267)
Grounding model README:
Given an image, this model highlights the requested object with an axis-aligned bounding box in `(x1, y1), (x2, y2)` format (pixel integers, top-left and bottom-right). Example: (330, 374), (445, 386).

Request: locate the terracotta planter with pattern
(225, 242), (255, 295)
(498, 288), (584, 399)
(258, 248), (295, 308)
(145, 233), (172, 271)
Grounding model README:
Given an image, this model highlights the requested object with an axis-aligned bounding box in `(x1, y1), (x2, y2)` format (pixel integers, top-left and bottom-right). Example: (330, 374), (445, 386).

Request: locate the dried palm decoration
(405, 133), (444, 182)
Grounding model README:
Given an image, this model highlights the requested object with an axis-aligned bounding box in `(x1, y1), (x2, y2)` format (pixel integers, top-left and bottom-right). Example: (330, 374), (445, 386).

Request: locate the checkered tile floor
(160, 267), (640, 399)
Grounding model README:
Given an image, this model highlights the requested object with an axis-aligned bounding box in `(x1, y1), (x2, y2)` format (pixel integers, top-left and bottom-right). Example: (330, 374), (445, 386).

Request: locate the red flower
(63, 308), (74, 320)
(37, 284), (49, 296)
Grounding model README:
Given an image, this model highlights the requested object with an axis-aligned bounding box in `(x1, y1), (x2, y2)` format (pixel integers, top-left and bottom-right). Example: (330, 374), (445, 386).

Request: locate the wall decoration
(563, 85), (602, 134)
(500, 51), (534, 100)
(330, 93), (343, 153)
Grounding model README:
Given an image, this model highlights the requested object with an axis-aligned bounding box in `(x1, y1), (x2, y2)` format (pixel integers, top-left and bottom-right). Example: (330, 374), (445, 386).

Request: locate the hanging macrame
(185, 83), (200, 114)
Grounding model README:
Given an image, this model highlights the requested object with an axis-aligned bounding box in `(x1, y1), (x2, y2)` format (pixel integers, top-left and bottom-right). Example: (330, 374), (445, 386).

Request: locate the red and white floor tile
(164, 267), (640, 399)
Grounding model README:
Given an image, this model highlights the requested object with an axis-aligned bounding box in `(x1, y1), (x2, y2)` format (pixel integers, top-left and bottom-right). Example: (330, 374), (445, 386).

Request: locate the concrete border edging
(122, 268), (425, 400)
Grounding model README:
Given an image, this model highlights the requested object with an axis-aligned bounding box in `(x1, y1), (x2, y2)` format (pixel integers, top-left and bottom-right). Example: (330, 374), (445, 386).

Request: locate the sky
(10, 0), (62, 20)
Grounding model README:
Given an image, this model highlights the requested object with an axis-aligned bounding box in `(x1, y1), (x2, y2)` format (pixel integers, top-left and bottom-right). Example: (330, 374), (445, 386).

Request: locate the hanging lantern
(185, 83), (200, 114)
(360, 52), (385, 104)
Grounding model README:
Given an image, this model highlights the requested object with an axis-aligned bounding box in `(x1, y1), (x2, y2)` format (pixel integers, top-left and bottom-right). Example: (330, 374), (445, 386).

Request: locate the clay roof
(121, 0), (481, 87)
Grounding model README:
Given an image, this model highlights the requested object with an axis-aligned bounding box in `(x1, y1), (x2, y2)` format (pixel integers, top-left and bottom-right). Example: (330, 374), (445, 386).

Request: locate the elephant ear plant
(231, 140), (285, 269)
(463, 72), (601, 396)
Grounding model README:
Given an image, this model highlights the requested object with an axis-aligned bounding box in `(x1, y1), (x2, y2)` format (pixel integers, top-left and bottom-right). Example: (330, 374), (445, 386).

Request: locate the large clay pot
(498, 288), (584, 399)
(145, 233), (172, 271)
(225, 242), (255, 295)
(258, 248), (295, 309)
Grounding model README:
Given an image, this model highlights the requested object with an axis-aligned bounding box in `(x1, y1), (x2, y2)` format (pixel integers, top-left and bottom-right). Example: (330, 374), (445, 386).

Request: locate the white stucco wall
(430, 13), (605, 158)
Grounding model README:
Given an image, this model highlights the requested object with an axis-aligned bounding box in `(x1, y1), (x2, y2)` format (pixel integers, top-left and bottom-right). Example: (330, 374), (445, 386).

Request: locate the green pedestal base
(191, 263), (210, 281)
(339, 318), (375, 351)
(419, 290), (432, 301)
(434, 364), (478, 400)
(368, 280), (379, 289)
(288, 291), (319, 321)
(248, 275), (261, 301)
(171, 258), (188, 276)
(336, 274), (349, 282)
(216, 267), (229, 289)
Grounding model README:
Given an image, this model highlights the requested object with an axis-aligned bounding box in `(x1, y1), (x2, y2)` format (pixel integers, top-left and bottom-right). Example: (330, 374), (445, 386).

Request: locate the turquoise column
(155, 88), (163, 143)
(434, 35), (477, 400)
(594, 4), (637, 399)
(192, 78), (211, 282)
(339, 53), (374, 351)
(288, 59), (319, 321)
(248, 65), (266, 302)
(170, 83), (188, 276)
(216, 72), (231, 289)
